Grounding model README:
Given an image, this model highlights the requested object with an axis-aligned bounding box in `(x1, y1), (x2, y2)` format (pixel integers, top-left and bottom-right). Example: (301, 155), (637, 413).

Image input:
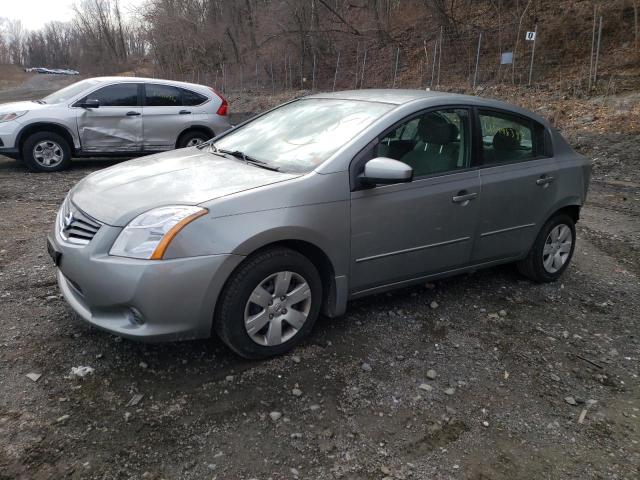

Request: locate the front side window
(145, 84), (182, 106)
(214, 99), (394, 173)
(43, 79), (101, 104)
(479, 111), (541, 164)
(85, 83), (139, 107)
(376, 109), (470, 177)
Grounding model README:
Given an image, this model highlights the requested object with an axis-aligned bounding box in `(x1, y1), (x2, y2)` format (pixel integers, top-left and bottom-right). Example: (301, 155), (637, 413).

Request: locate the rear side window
(85, 83), (139, 107)
(181, 88), (208, 106)
(479, 110), (546, 165)
(145, 84), (182, 106)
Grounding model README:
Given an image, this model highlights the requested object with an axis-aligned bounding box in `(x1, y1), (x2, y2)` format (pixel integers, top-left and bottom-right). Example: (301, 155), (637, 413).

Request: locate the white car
(0, 76), (231, 172)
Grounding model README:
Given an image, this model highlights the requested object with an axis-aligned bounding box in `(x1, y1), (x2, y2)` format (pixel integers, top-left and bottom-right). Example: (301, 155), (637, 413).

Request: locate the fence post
(392, 46), (400, 88)
(240, 65), (243, 92)
(312, 53), (316, 90)
(437, 26), (443, 88)
(354, 42), (360, 88)
(473, 32), (482, 88)
(593, 16), (603, 88)
(527, 24), (537, 86)
(588, 5), (597, 91)
(423, 39), (429, 89)
(431, 40), (437, 88)
(333, 51), (341, 91)
(360, 47), (367, 89)
(255, 61), (258, 91)
(270, 61), (274, 94)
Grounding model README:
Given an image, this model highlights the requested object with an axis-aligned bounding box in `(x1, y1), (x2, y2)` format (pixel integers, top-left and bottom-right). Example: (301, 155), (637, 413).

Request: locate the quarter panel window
(145, 84), (182, 106)
(86, 84), (139, 107)
(479, 111), (543, 164)
(376, 109), (471, 177)
(181, 88), (208, 106)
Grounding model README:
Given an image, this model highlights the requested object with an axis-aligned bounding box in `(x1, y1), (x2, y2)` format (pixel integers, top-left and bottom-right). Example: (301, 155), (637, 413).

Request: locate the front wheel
(517, 213), (576, 282)
(23, 131), (72, 172)
(214, 248), (323, 359)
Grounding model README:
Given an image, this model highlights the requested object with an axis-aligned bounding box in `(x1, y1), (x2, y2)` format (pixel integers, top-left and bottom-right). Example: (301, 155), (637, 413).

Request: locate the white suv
(0, 77), (232, 172)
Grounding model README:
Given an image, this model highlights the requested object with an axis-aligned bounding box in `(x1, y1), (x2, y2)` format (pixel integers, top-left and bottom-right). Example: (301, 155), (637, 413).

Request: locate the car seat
(400, 114), (459, 176)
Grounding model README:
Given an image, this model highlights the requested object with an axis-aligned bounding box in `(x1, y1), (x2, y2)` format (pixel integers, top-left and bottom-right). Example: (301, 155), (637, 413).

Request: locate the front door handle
(179, 110), (192, 115)
(452, 191), (478, 204)
(536, 175), (555, 187)
(126, 111), (141, 116)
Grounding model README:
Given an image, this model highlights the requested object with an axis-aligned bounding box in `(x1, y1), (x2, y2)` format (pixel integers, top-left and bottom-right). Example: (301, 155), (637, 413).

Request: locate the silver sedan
(48, 89), (591, 358)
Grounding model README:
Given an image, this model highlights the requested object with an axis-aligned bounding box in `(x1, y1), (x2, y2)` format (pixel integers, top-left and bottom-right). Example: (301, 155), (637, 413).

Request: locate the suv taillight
(210, 88), (228, 116)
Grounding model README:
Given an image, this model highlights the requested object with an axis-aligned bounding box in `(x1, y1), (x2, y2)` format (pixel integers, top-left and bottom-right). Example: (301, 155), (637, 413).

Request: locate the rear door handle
(179, 110), (191, 115)
(452, 191), (478, 204)
(536, 175), (555, 186)
(126, 111), (141, 116)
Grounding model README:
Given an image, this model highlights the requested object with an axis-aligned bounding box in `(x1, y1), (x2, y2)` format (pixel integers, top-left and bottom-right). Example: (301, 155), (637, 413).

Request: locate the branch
(317, 0), (362, 36)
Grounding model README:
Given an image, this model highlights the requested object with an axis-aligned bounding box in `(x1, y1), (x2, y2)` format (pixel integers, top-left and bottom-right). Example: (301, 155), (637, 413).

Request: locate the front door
(350, 108), (480, 294)
(473, 109), (559, 262)
(75, 83), (143, 153)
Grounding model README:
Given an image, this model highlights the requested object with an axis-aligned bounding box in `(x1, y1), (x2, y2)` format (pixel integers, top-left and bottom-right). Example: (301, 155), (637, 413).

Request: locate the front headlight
(0, 111), (28, 123)
(109, 206), (207, 259)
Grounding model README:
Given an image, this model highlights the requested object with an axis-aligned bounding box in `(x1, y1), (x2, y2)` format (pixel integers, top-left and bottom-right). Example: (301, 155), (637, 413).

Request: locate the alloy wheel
(542, 224), (573, 273)
(244, 271), (312, 346)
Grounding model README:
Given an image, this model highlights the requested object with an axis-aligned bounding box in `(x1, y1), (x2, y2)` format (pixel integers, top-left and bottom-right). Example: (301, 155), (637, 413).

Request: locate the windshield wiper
(219, 149), (280, 172)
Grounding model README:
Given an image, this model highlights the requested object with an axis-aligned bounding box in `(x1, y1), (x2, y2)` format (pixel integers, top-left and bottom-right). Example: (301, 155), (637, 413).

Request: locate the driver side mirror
(79, 99), (100, 109)
(359, 157), (413, 187)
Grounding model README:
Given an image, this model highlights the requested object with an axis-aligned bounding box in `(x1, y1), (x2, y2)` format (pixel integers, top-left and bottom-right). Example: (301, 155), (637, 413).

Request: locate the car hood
(0, 100), (50, 114)
(71, 148), (299, 226)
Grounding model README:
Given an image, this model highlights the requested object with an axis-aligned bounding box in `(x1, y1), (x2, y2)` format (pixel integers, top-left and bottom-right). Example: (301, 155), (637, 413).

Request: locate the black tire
(22, 131), (72, 172)
(177, 130), (212, 149)
(214, 247), (323, 359)
(517, 213), (576, 283)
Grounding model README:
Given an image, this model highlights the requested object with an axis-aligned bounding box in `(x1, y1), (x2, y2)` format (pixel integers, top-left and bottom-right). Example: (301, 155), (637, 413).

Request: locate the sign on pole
(525, 31), (536, 41)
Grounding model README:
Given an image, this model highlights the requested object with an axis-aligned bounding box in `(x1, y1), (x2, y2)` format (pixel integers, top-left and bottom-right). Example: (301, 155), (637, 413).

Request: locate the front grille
(59, 197), (102, 245)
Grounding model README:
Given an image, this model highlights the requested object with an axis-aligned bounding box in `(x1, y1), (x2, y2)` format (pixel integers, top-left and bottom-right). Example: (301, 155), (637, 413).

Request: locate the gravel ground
(0, 82), (638, 479)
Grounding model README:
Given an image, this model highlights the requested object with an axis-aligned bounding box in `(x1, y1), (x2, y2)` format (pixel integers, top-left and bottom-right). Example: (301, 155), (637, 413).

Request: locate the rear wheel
(214, 248), (322, 359)
(23, 131), (72, 172)
(517, 213), (576, 282)
(177, 130), (211, 149)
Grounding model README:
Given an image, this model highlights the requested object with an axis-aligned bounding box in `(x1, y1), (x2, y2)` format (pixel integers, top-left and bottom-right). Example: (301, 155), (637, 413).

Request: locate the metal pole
(431, 40), (437, 88)
(354, 42), (360, 89)
(392, 46), (400, 88)
(360, 47), (367, 89)
(423, 39), (429, 90)
(255, 61), (258, 91)
(222, 63), (225, 93)
(437, 26), (443, 88)
(312, 53), (316, 90)
(593, 16), (603, 88)
(473, 32), (482, 88)
(588, 5), (596, 91)
(270, 61), (274, 94)
(240, 65), (243, 92)
(332, 51), (340, 91)
(528, 24), (537, 86)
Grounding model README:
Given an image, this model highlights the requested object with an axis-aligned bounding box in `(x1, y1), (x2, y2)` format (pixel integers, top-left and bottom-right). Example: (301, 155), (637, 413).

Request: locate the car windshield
(42, 79), (101, 104)
(214, 98), (394, 173)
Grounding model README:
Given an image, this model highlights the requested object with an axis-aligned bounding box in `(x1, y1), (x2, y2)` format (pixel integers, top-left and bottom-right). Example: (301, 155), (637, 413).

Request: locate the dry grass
(0, 64), (33, 90)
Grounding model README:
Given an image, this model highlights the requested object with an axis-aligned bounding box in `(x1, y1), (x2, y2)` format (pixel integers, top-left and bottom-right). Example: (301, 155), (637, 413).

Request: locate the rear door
(75, 83), (143, 153)
(142, 83), (192, 151)
(473, 109), (558, 262)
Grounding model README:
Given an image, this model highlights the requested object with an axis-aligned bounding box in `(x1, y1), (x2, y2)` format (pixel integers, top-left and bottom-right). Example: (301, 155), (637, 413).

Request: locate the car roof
(307, 89), (548, 125)
(89, 76), (209, 91)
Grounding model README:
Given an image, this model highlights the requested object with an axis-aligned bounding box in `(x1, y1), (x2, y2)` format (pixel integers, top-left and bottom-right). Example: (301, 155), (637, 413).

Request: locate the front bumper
(0, 120), (20, 158)
(50, 221), (244, 341)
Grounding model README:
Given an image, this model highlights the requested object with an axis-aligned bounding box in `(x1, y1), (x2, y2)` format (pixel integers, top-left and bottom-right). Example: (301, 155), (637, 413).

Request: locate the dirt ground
(0, 78), (638, 480)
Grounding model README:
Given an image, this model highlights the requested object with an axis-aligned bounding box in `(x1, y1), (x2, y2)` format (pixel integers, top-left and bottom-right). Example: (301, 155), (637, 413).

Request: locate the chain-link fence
(151, 9), (637, 96)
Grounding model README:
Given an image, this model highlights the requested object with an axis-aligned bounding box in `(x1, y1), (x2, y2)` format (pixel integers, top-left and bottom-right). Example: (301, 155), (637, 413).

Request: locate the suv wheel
(23, 132), (72, 172)
(517, 213), (576, 282)
(177, 131), (211, 149)
(214, 248), (322, 359)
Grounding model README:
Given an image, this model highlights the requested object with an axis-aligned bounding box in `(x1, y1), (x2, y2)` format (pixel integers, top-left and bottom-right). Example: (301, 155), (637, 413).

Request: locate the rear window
(145, 84), (181, 106)
(181, 88), (208, 106)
